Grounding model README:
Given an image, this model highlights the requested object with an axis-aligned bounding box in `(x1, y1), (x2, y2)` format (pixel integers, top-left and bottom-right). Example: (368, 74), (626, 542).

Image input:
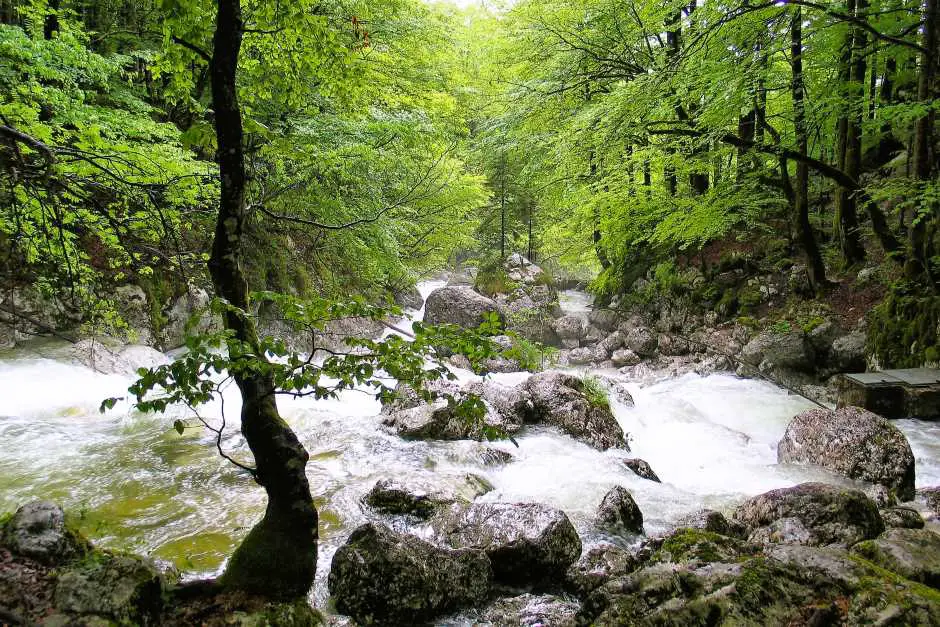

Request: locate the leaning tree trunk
(790, 6), (828, 292)
(209, 0), (318, 598)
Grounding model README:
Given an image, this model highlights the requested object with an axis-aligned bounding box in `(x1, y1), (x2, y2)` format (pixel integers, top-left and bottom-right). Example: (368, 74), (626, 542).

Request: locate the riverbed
(1, 281), (938, 609)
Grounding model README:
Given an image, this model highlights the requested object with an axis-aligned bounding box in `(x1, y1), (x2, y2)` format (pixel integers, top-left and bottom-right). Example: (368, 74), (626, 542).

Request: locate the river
(1, 280), (938, 610)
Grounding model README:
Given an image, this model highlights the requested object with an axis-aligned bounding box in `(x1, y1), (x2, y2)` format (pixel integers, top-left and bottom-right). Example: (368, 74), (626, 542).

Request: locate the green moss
(869, 283), (940, 368)
(653, 528), (744, 564)
(738, 286), (761, 313)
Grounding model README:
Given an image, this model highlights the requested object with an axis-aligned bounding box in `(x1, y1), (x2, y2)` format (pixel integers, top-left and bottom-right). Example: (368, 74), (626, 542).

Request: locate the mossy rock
(652, 528), (749, 565)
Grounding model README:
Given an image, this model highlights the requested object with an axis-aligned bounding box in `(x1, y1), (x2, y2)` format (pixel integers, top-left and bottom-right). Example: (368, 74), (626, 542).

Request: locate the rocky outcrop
(554, 315), (586, 348)
(161, 287), (217, 350)
(623, 458), (660, 483)
(621, 326), (658, 358)
(505, 253), (547, 285)
(0, 501), (164, 626)
(424, 286), (502, 329)
(881, 506), (925, 529)
(328, 522), (491, 625)
(480, 593), (580, 627)
(565, 544), (638, 597)
(851, 528), (940, 588)
(362, 475), (493, 519)
(737, 329), (815, 385)
(463, 379), (531, 431)
(578, 527), (940, 625)
(497, 285), (561, 345)
(429, 502), (581, 585)
(589, 309), (620, 332)
(777, 406), (916, 501)
(916, 486), (940, 516)
(731, 482), (883, 547)
(522, 371), (627, 450)
(595, 486), (643, 535)
(393, 285), (424, 310)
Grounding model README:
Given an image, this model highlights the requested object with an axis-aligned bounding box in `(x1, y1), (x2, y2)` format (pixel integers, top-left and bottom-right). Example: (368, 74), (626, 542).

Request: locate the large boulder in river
(595, 486), (644, 535)
(429, 502), (582, 585)
(522, 371), (627, 450)
(497, 285), (562, 344)
(623, 458), (660, 483)
(777, 406), (916, 501)
(328, 522), (491, 625)
(362, 475), (493, 519)
(424, 286), (502, 329)
(621, 326), (658, 358)
(731, 482), (883, 547)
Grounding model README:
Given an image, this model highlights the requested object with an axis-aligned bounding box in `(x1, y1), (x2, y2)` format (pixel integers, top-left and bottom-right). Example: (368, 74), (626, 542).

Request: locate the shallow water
(0, 282), (937, 609)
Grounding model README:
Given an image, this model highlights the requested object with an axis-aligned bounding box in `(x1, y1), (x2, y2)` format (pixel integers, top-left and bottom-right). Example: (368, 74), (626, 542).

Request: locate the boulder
(161, 287), (216, 350)
(565, 544), (638, 596)
(580, 537), (940, 625)
(522, 371), (627, 450)
(554, 315), (586, 343)
(880, 506), (925, 530)
(362, 475), (493, 519)
(2, 501), (88, 565)
(621, 326), (658, 358)
(731, 482), (883, 547)
(328, 523), (491, 625)
(610, 348), (640, 367)
(429, 502), (581, 585)
(829, 329), (867, 372)
(851, 528), (940, 588)
(594, 376), (635, 407)
(480, 594), (580, 627)
(777, 406), (916, 501)
(567, 347), (596, 365)
(393, 285), (424, 310)
(595, 486), (643, 535)
(53, 553), (164, 625)
(589, 309), (620, 332)
(674, 509), (733, 536)
(446, 267), (478, 287)
(622, 458), (660, 483)
(657, 334), (689, 357)
(424, 286), (502, 329)
(598, 330), (626, 354)
(738, 330), (815, 378)
(463, 380), (531, 431)
(917, 487), (940, 516)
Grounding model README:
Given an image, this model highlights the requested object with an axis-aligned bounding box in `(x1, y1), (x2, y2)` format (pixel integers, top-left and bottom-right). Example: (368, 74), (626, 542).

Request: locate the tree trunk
(833, 0), (866, 266)
(500, 151), (506, 260)
(664, 10), (681, 197)
(910, 0), (937, 288)
(791, 6), (828, 291)
(209, 0), (318, 598)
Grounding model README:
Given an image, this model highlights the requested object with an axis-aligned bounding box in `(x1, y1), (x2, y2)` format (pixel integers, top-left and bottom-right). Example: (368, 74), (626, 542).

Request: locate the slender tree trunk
(910, 0), (938, 287)
(500, 151), (506, 260)
(43, 0), (59, 39)
(209, 0), (318, 598)
(833, 0), (866, 266)
(791, 6), (828, 291)
(665, 10), (681, 197)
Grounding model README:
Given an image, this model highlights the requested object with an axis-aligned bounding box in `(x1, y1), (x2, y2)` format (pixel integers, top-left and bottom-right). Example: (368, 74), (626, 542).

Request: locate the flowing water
(1, 281), (938, 609)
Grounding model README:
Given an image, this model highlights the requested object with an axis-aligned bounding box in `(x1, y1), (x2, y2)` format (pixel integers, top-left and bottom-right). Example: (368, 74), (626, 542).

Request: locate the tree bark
(790, 6), (829, 291)
(910, 0), (937, 288)
(209, 0), (318, 598)
(833, 0), (866, 266)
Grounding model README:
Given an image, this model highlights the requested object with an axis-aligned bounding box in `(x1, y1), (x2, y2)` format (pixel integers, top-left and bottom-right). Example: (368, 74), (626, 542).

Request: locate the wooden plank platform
(838, 368), (940, 420)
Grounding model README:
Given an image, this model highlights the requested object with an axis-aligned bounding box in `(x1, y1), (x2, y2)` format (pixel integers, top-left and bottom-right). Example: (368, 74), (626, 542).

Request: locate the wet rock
(598, 330), (626, 354)
(2, 502), (88, 565)
(362, 475), (493, 519)
(880, 506), (925, 529)
(565, 544), (638, 596)
(583, 325), (606, 344)
(651, 528), (750, 565)
(429, 502), (581, 585)
(328, 522), (491, 625)
(777, 406), (916, 501)
(829, 329), (867, 372)
(463, 379), (531, 432)
(393, 285), (423, 310)
(479, 448), (514, 466)
(53, 553), (163, 625)
(589, 309), (619, 332)
(480, 593), (580, 627)
(621, 326), (658, 358)
(674, 509), (732, 535)
(622, 458), (660, 483)
(593, 376), (634, 407)
(917, 487), (940, 516)
(554, 315), (586, 344)
(382, 401), (474, 440)
(731, 482), (883, 547)
(580, 539), (940, 626)
(738, 329), (815, 378)
(851, 528), (940, 587)
(595, 486), (643, 535)
(657, 334), (689, 357)
(567, 347), (596, 365)
(424, 286), (503, 330)
(610, 348), (640, 367)
(56, 339), (168, 376)
(522, 371), (627, 450)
